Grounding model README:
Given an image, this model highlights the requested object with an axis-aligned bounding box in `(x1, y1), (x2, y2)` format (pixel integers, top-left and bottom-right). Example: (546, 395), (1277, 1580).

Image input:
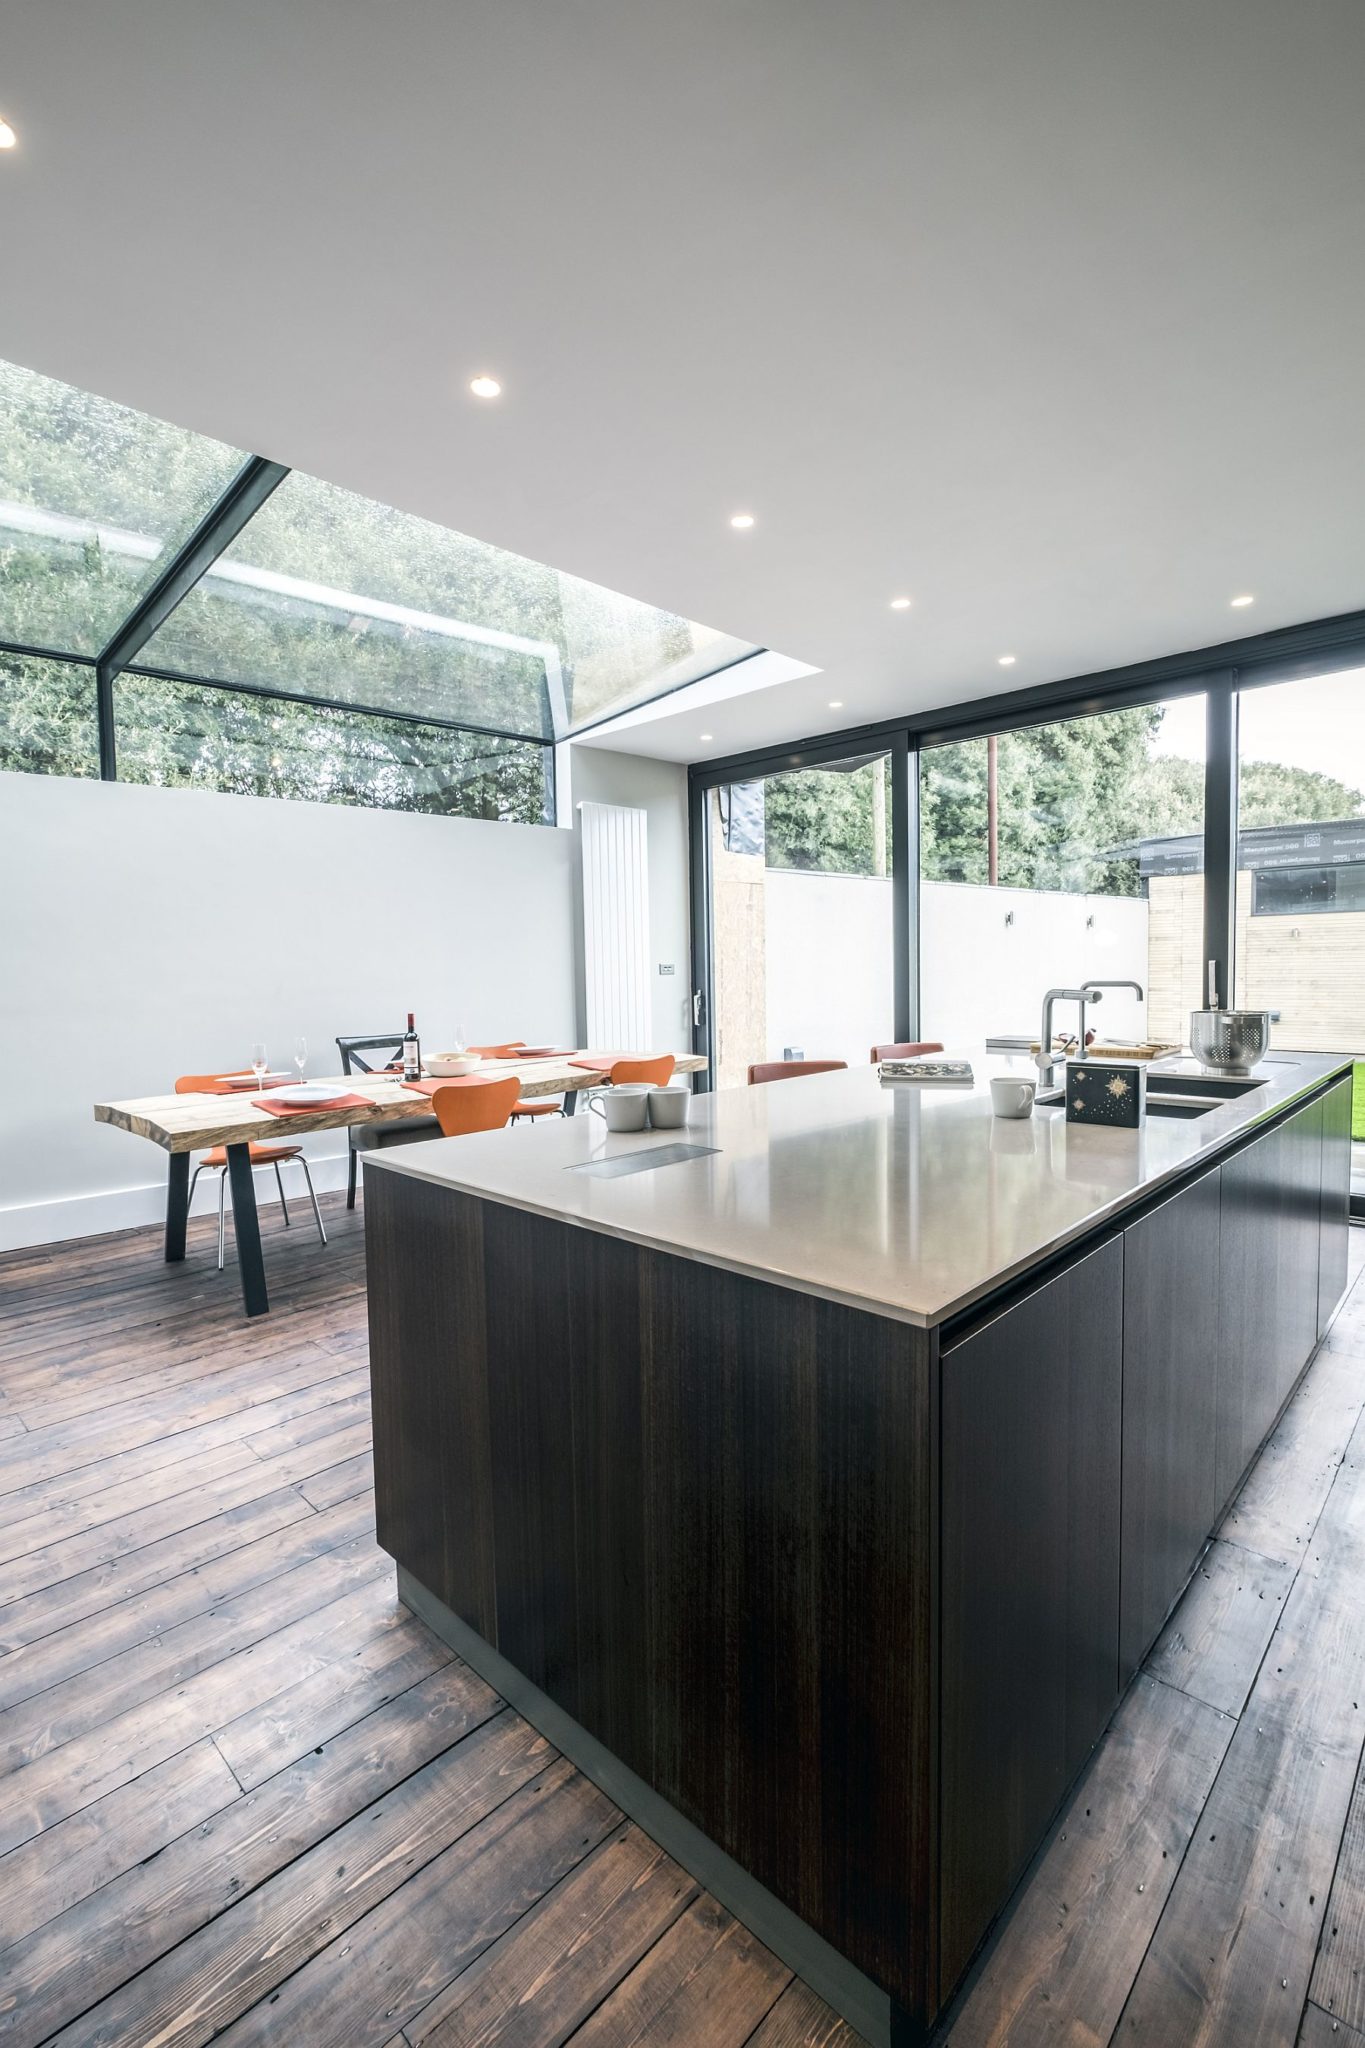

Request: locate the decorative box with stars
(1065, 1057), (1147, 1128)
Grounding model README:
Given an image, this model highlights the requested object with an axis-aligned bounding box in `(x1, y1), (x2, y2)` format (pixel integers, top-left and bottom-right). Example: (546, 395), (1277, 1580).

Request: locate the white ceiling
(3, 0), (1364, 764)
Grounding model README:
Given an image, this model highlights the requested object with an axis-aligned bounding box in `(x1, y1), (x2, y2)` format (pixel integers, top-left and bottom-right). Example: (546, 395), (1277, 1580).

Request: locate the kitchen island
(363, 1050), (1354, 2046)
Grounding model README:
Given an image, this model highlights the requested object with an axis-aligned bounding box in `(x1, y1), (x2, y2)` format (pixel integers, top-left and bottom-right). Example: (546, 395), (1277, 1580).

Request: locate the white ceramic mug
(648, 1083), (692, 1130)
(990, 1075), (1036, 1120)
(589, 1085), (652, 1133)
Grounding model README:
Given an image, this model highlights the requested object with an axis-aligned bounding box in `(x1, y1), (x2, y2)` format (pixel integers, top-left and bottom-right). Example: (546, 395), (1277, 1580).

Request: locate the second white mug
(647, 1083), (692, 1129)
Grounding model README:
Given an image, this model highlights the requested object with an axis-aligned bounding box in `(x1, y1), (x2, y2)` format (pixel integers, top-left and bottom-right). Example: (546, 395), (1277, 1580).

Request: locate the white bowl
(426, 1053), (483, 1078)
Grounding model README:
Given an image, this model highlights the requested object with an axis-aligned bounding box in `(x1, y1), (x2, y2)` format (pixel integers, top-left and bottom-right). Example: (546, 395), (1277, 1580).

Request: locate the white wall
(761, 871), (1151, 1064)
(567, 743), (693, 1051)
(764, 872), (894, 1066)
(0, 771), (577, 1249)
(920, 881), (1150, 1046)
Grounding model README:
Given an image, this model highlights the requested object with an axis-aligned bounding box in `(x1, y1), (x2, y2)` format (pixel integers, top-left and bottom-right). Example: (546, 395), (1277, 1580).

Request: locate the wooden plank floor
(0, 1202), (1362, 2046)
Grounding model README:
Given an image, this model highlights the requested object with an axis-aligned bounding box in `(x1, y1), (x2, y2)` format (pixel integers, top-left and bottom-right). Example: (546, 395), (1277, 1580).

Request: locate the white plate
(269, 1085), (351, 1107)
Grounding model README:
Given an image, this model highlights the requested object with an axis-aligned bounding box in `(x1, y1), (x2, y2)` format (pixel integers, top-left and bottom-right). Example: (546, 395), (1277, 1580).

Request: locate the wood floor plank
(0, 1437), (263, 1567)
(1307, 1739), (1365, 2029)
(212, 1604), (453, 1789)
(0, 1739), (240, 1951)
(211, 1761), (623, 2048)
(0, 1347), (361, 1496)
(0, 1492), (374, 1713)
(566, 1898), (791, 2048)
(298, 1445), (375, 1509)
(1115, 1575), (1365, 2044)
(0, 1484), (316, 1654)
(944, 1674), (1231, 2047)
(0, 1663), (505, 2045)
(0, 1367), (367, 1537)
(49, 1721), (565, 2048)
(0, 1531), (389, 1772)
(241, 1385), (370, 1458)
(742, 1981), (865, 2048)
(0, 1452), (344, 1607)
(1221, 1344), (1365, 1567)
(405, 1824), (699, 2048)
(1146, 1537), (1294, 1718)
(1299, 2001), (1365, 2045)
(0, 1568), (404, 1854)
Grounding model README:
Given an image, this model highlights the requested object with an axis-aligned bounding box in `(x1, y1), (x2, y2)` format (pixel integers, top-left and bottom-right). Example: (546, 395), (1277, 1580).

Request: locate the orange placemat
(569, 1053), (648, 1073)
(402, 1076), (510, 1097)
(200, 1073), (291, 1094)
(252, 1091), (370, 1117)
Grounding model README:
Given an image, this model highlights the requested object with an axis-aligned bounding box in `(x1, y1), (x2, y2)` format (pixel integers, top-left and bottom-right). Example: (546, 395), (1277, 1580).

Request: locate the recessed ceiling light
(729, 512), (755, 530)
(0, 117), (16, 150)
(998, 654), (1016, 666)
(829, 699), (843, 709)
(890, 596), (912, 611)
(699, 732), (714, 742)
(1230, 593), (1254, 608)
(469, 375), (502, 398)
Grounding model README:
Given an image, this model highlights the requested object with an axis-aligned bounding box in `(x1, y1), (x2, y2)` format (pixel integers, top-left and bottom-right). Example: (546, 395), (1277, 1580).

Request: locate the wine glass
(293, 1035), (308, 1083)
(250, 1042), (269, 1092)
(450, 1021), (466, 1055)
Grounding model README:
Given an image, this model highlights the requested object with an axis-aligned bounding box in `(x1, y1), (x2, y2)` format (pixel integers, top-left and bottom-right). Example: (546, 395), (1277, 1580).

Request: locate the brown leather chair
(871, 1041), (945, 1062)
(747, 1059), (847, 1085)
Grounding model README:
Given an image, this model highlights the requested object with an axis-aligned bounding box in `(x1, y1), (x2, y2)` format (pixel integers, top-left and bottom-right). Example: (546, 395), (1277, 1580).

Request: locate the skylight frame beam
(93, 454), (289, 778)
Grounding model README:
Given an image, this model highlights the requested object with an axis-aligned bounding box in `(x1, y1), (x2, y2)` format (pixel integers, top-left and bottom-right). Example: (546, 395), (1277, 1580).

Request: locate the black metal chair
(336, 1031), (439, 1208)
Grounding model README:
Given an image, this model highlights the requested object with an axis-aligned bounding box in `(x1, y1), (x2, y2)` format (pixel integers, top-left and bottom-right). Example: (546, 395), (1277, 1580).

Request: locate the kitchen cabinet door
(939, 1235), (1123, 1997)
(1217, 1100), (1324, 1510)
(1120, 1166), (1221, 1681)
(1319, 1074), (1353, 1338)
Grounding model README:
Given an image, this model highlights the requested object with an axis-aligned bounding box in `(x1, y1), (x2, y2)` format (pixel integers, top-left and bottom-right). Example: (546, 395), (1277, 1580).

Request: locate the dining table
(94, 1051), (709, 1317)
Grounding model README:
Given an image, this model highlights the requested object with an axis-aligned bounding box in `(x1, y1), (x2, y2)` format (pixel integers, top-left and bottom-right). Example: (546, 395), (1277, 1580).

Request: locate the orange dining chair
(871, 1040), (945, 1062)
(432, 1075), (522, 1137)
(466, 1041), (564, 1122)
(176, 1073), (327, 1271)
(608, 1055), (676, 1087)
(747, 1059), (848, 1085)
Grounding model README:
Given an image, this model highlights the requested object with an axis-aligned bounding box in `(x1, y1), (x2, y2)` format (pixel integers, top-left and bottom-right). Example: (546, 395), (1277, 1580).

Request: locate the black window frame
(687, 605), (1365, 1096)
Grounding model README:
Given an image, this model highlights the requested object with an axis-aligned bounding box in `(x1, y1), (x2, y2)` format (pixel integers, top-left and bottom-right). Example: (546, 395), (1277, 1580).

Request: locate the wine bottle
(402, 1012), (421, 1081)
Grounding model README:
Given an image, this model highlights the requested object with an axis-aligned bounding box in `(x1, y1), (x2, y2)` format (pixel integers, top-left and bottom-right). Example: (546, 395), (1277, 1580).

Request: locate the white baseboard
(0, 1147), (355, 1254)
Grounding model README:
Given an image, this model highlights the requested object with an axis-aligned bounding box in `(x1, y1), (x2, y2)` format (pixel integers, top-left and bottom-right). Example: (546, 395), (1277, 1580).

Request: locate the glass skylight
(0, 355), (758, 746)
(138, 467), (757, 740)
(0, 359), (247, 657)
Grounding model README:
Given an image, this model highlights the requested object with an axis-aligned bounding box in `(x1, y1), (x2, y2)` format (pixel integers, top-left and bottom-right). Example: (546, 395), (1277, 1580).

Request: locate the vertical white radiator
(581, 801), (652, 1049)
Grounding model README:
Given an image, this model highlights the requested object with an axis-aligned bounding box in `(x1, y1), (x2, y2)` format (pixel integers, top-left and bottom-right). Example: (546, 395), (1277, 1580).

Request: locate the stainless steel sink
(1142, 1072), (1266, 1099)
(1035, 1070), (1267, 1120)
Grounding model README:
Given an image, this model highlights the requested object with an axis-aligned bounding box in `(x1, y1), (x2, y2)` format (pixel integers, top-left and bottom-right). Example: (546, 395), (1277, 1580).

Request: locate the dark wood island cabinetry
(365, 1055), (1353, 2047)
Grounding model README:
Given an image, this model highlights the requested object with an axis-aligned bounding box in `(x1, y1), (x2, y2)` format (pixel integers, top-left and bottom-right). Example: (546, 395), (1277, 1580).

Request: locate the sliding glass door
(918, 697), (1207, 1052)
(1235, 667), (1365, 1190)
(704, 750), (896, 1086)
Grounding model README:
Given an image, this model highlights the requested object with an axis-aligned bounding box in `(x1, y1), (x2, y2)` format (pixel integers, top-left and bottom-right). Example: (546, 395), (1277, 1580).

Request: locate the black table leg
(564, 1087), (579, 1116)
(225, 1142), (270, 1317)
(165, 1152), (190, 1263)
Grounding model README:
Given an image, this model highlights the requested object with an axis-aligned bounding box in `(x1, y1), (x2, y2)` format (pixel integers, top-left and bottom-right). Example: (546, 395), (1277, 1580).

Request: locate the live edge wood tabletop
(93, 1053), (709, 1151)
(92, 1053), (708, 1321)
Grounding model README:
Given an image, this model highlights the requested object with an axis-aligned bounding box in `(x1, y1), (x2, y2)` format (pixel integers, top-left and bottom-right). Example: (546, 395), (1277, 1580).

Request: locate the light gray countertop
(363, 1049), (1353, 1328)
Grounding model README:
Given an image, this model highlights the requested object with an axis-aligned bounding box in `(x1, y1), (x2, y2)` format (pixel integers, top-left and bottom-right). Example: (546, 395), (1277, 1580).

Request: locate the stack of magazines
(879, 1057), (975, 1086)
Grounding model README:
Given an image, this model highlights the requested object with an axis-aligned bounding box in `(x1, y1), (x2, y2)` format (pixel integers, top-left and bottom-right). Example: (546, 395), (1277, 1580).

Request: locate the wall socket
(658, 962), (675, 976)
